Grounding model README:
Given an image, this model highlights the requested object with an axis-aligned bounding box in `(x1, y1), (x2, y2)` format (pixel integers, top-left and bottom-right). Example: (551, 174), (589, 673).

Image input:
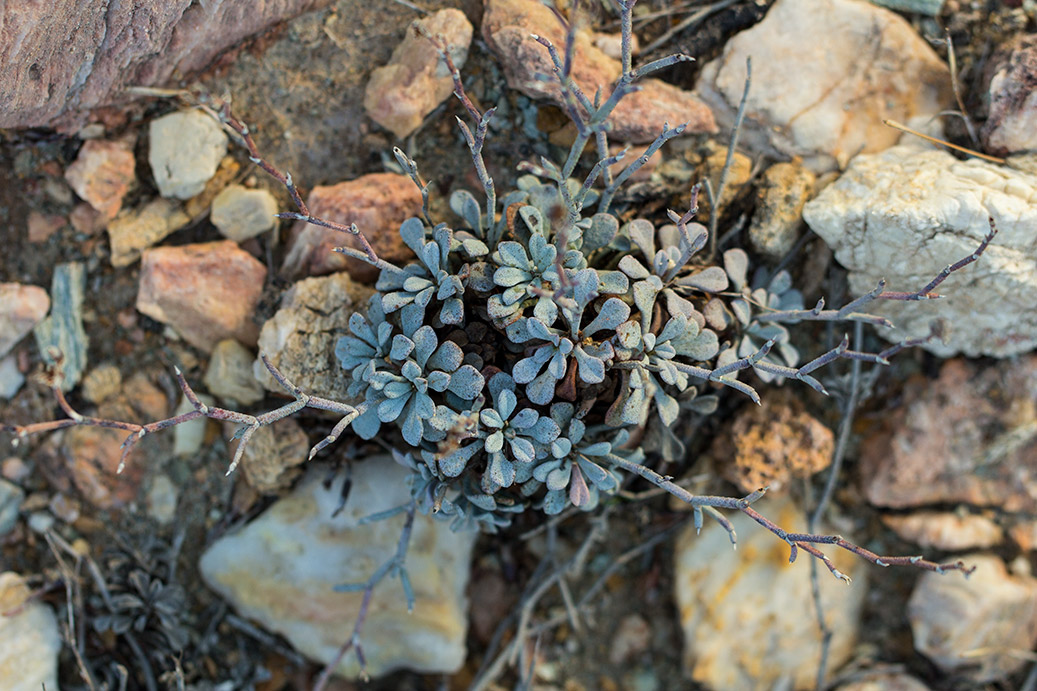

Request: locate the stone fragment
(859, 357), (1037, 512)
(146, 473), (178, 525)
(0, 283), (50, 359)
(482, 0), (715, 143)
(64, 138), (136, 220)
(172, 392), (214, 458)
(106, 198), (191, 267)
(255, 272), (372, 400)
(909, 554), (1037, 681)
(137, 241), (267, 352)
(210, 185), (279, 242)
(835, 670), (931, 691)
(609, 614), (651, 665)
(0, 1), (335, 131)
(883, 512), (1003, 551)
(204, 339), (265, 405)
(234, 417), (309, 493)
(27, 211), (66, 243)
(981, 35), (1037, 156)
(69, 202), (105, 235)
(148, 110), (229, 200)
(282, 173), (420, 282)
(0, 355), (24, 400)
(33, 262), (89, 391)
(0, 479), (24, 536)
(80, 363), (123, 404)
(0, 572), (61, 691)
(62, 426), (146, 509)
(803, 142), (1037, 357)
(199, 460), (477, 679)
(695, 0), (949, 171)
(184, 156), (241, 219)
(710, 391), (833, 493)
(1010, 521), (1037, 552)
(749, 162), (816, 259)
(364, 9), (474, 139)
(674, 496), (866, 689)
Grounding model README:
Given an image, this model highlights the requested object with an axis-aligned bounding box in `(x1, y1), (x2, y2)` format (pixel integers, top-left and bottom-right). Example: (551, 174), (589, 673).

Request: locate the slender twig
(707, 56), (751, 262)
(883, 119), (1004, 163)
(640, 0), (740, 55)
(944, 29), (980, 147)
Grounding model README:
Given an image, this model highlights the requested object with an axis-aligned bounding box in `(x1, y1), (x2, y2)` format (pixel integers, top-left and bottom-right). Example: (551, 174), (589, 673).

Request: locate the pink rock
(137, 241), (266, 352)
(282, 173), (420, 282)
(0, 283), (50, 358)
(64, 139), (136, 221)
(981, 34), (1037, 156)
(27, 211), (66, 244)
(861, 357), (1037, 513)
(482, 0), (715, 143)
(364, 9), (473, 139)
(0, 0), (334, 131)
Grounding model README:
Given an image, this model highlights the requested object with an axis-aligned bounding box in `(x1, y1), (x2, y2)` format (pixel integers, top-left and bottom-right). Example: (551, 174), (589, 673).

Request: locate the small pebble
(64, 138), (136, 220)
(0, 354), (25, 399)
(204, 339), (265, 405)
(1, 457), (30, 483)
(173, 393), (214, 457)
(0, 479), (25, 536)
(146, 473), (179, 525)
(149, 110), (229, 200)
(210, 184), (279, 242)
(80, 363), (123, 404)
(0, 572), (62, 691)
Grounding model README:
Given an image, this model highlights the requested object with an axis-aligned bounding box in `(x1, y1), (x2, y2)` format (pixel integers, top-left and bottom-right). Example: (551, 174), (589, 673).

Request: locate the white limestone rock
(148, 110), (228, 200)
(695, 0), (949, 172)
(210, 184), (278, 242)
(803, 142), (1037, 357)
(0, 572), (62, 691)
(674, 495), (867, 689)
(199, 458), (477, 679)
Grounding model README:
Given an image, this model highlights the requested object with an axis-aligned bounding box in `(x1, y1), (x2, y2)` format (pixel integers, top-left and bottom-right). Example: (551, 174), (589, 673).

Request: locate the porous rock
(137, 241), (267, 352)
(803, 142), (1037, 357)
(695, 0), (949, 171)
(210, 185), (279, 242)
(882, 512), (1004, 551)
(204, 339), (265, 405)
(148, 110), (228, 199)
(482, 0), (715, 143)
(0, 283), (50, 359)
(749, 162), (816, 260)
(64, 138), (136, 220)
(981, 34), (1037, 156)
(254, 272), (372, 400)
(106, 198), (191, 267)
(233, 417), (309, 493)
(0, 572), (61, 691)
(909, 554), (1037, 682)
(860, 357), (1037, 513)
(364, 9), (474, 139)
(282, 173), (421, 282)
(0, 0), (334, 131)
(199, 459), (477, 679)
(674, 495), (866, 690)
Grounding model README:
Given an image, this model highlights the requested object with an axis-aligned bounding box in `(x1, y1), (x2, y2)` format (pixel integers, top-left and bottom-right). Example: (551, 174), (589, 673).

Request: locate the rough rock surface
(0, 283), (50, 359)
(107, 198), (191, 267)
(64, 138), (136, 221)
(674, 495), (866, 689)
(204, 339), (265, 405)
(860, 357), (1037, 513)
(282, 173), (421, 282)
(710, 391), (833, 493)
(695, 0), (949, 171)
(981, 34), (1037, 156)
(364, 9), (474, 139)
(199, 460), (477, 679)
(482, 0), (716, 143)
(803, 142), (1037, 357)
(882, 512), (1004, 551)
(0, 572), (62, 691)
(749, 162), (816, 259)
(137, 241), (267, 352)
(835, 671), (932, 691)
(0, 0), (333, 131)
(254, 272), (372, 400)
(233, 417), (309, 493)
(210, 185), (279, 242)
(909, 554), (1037, 682)
(149, 110), (229, 199)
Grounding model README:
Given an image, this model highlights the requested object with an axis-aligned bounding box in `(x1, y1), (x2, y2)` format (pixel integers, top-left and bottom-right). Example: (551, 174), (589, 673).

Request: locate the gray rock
(204, 339), (265, 406)
(748, 162), (815, 260)
(210, 185), (279, 242)
(0, 355), (24, 400)
(33, 262), (88, 391)
(909, 554), (1037, 682)
(148, 110), (228, 200)
(0, 478), (24, 536)
(803, 142), (1037, 357)
(674, 495), (866, 689)
(981, 35), (1037, 156)
(172, 392), (214, 458)
(199, 459), (477, 679)
(146, 473), (178, 525)
(0, 572), (61, 691)
(0, 283), (50, 359)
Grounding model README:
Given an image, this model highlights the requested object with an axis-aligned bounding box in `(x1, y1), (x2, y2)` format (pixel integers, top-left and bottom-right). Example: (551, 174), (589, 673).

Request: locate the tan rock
(204, 339), (265, 405)
(281, 173), (420, 282)
(695, 0), (950, 171)
(137, 240), (267, 352)
(148, 109), (228, 200)
(364, 9), (474, 139)
(62, 426), (146, 509)
(0, 572), (61, 691)
(210, 184), (279, 242)
(882, 512), (1004, 551)
(233, 417), (309, 493)
(0, 283), (50, 359)
(106, 197), (191, 267)
(749, 162), (816, 259)
(64, 138), (136, 220)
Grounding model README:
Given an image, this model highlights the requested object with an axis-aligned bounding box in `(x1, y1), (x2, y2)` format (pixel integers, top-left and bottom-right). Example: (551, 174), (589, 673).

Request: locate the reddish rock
(281, 173), (420, 282)
(364, 9), (474, 139)
(482, 0), (715, 143)
(860, 357), (1037, 513)
(981, 34), (1037, 156)
(62, 426), (145, 509)
(137, 241), (267, 352)
(0, 283), (50, 359)
(26, 212), (66, 244)
(0, 0), (334, 131)
(69, 203), (105, 235)
(64, 139), (136, 220)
